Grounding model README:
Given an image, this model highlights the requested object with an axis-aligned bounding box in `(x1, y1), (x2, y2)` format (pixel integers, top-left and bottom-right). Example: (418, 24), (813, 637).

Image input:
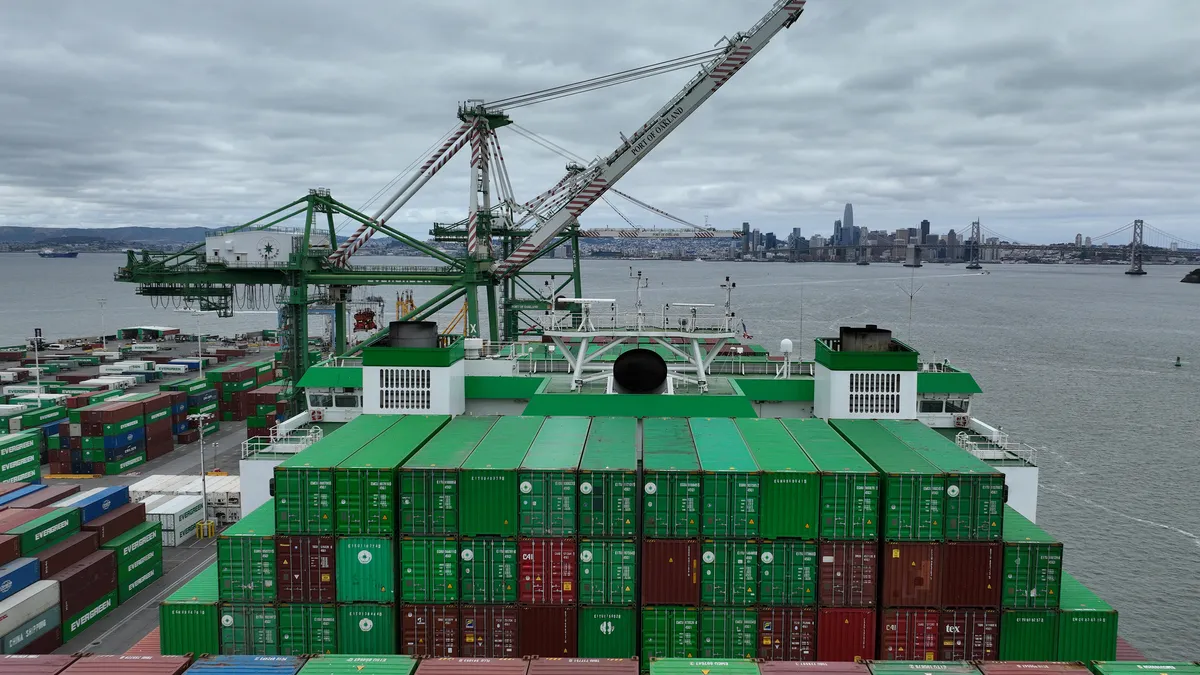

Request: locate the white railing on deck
(241, 424), (323, 459)
(955, 429), (1040, 465)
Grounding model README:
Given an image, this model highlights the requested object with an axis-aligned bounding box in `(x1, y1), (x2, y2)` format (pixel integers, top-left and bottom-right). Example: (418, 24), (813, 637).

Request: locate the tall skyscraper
(1075, 233), (1083, 247)
(833, 219), (843, 246)
(920, 219), (931, 242)
(741, 222), (750, 255)
(791, 227), (803, 249)
(843, 204), (854, 238)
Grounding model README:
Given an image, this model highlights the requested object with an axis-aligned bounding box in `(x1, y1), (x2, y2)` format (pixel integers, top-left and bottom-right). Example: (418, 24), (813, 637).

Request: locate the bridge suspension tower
(1125, 219), (1146, 275)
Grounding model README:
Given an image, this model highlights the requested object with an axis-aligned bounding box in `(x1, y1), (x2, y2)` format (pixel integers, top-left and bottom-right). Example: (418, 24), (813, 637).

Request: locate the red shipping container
(51, 550), (118, 618)
(880, 542), (941, 608)
(0, 534), (19, 566)
(938, 608), (998, 661)
(59, 655), (192, 675)
(145, 419), (173, 440)
(819, 542), (877, 607)
(941, 541), (1002, 608)
(816, 608), (875, 662)
(414, 659), (530, 675)
(879, 608), (940, 661)
(526, 659), (638, 675)
(401, 605), (459, 658)
(5, 485), (81, 510)
(146, 441), (173, 461)
(758, 664), (868, 675)
(275, 536), (336, 603)
(0, 507), (55, 534)
(167, 391), (186, 406)
(177, 430), (200, 444)
(757, 607), (816, 661)
(975, 665), (1090, 675)
(640, 539), (700, 605)
(125, 628), (161, 656)
(518, 539), (577, 604)
(518, 606), (577, 658)
(50, 450), (71, 464)
(460, 605), (519, 658)
(34, 531), (99, 578)
(15, 629), (64, 655)
(0, 484), (29, 498)
(140, 394), (173, 412)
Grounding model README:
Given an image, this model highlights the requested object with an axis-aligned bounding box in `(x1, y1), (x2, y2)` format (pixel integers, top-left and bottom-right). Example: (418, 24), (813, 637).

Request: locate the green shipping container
(217, 502), (276, 602)
(999, 609), (1058, 660)
(879, 419), (1005, 541)
(220, 603), (280, 655)
(399, 416), (498, 534)
(866, 663), (978, 675)
(1057, 571), (1118, 662)
(6, 506), (81, 555)
(1002, 505), (1063, 608)
(459, 537), (517, 604)
(337, 536), (396, 602)
(648, 661), (760, 675)
(691, 418), (760, 538)
(578, 606), (637, 658)
(64, 590), (117, 641)
(1089, 665), (1200, 675)
(298, 655), (417, 675)
(459, 416), (542, 536)
(642, 606), (699, 661)
(700, 540), (758, 606)
(105, 452), (145, 476)
(278, 604), (338, 656)
(832, 419), (945, 541)
(700, 608), (757, 659)
(643, 418), (701, 538)
(737, 418), (818, 539)
(578, 417), (638, 537)
(757, 540), (818, 606)
(0, 431), (40, 459)
(120, 557), (162, 604)
(398, 536), (457, 603)
(275, 415), (400, 535)
(578, 539), (637, 605)
(336, 415), (449, 535)
(519, 416), (588, 536)
(160, 563), (220, 656)
(337, 603), (397, 654)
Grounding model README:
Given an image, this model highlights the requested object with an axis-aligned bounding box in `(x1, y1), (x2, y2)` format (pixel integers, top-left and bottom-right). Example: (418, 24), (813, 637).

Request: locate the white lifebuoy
(311, 409), (324, 422)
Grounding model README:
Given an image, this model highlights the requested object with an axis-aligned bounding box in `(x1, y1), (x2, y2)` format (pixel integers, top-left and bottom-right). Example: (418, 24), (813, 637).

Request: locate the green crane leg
(464, 283), (480, 337)
(334, 301), (347, 355)
(486, 281), (499, 342)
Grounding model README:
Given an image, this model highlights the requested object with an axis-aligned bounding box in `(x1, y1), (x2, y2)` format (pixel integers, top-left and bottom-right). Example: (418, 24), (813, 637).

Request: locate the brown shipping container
(51, 550), (118, 618)
(879, 608), (940, 661)
(101, 402), (146, 425)
(942, 541), (1002, 608)
(275, 536), (336, 603)
(880, 542), (941, 608)
(146, 442), (173, 461)
(0, 483), (29, 498)
(0, 654), (76, 673)
(402, 604), (460, 658)
(461, 605), (519, 658)
(519, 539), (577, 605)
(640, 539), (700, 605)
(816, 608), (876, 662)
(59, 655), (192, 675)
(415, 659), (530, 675)
(526, 659), (638, 675)
(35, 531), (99, 578)
(0, 534), (20, 566)
(938, 608), (998, 661)
(974, 664), (1090, 675)
(126, 628), (162, 656)
(758, 664), (869, 675)
(20, 626), (64, 654)
(758, 607), (816, 662)
(3, 485), (81, 510)
(819, 542), (877, 608)
(519, 606), (578, 658)
(0, 507), (55, 533)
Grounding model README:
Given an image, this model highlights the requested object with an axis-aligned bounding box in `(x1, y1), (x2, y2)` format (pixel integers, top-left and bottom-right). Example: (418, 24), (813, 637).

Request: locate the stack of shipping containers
(246, 385), (288, 440)
(160, 378), (218, 443)
(998, 503), (1064, 660)
(1, 431), (43, 484)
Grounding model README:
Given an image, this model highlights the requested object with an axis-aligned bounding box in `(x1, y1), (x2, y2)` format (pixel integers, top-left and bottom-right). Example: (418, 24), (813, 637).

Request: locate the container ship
(36, 250), (79, 258)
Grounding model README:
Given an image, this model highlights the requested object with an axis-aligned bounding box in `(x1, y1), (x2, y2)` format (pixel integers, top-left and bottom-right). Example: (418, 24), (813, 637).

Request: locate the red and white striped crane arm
(490, 0), (806, 277)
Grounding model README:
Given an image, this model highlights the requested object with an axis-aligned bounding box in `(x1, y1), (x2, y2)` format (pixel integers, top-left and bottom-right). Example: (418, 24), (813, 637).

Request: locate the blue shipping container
(39, 421), (61, 436)
(173, 422), (190, 435)
(103, 441), (145, 463)
(102, 427), (145, 450)
(0, 485), (45, 507)
(53, 486), (129, 524)
(172, 402), (187, 415)
(184, 655), (306, 675)
(0, 558), (40, 602)
(169, 360), (201, 371)
(187, 390), (218, 406)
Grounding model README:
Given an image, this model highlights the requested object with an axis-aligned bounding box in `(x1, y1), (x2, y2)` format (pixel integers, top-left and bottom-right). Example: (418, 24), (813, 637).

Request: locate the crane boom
(491, 0), (806, 277)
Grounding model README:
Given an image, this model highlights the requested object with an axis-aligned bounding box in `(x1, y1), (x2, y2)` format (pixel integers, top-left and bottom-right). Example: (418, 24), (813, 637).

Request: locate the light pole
(98, 298), (107, 349)
(187, 411), (216, 538)
(31, 328), (41, 394)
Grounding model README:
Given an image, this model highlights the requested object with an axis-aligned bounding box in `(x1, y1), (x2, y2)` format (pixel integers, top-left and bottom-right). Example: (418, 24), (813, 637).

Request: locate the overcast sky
(2, 0), (1199, 244)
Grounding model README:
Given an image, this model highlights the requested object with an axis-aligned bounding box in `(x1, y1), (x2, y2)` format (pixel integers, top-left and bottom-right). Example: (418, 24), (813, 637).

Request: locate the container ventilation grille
(848, 372), (900, 414)
(378, 367), (432, 410)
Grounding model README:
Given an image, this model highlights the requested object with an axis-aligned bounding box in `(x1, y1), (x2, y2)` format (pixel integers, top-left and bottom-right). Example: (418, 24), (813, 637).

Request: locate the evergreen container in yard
(1089, 665), (1200, 675)
(578, 606), (637, 658)
(700, 607), (757, 659)
(278, 604), (337, 656)
(782, 418), (879, 540)
(399, 416), (498, 535)
(298, 655), (417, 675)
(459, 416), (543, 537)
(832, 419), (945, 541)
(737, 418), (819, 539)
(758, 540), (818, 606)
(518, 416), (588, 536)
(274, 415), (400, 535)
(336, 536), (395, 602)
(7, 507), (81, 555)
(159, 563), (220, 656)
(459, 537), (517, 604)
(999, 609), (1058, 660)
(398, 536), (457, 603)
(642, 418), (702, 538)
(338, 603), (396, 654)
(336, 415), (449, 535)
(642, 606), (699, 661)
(217, 501), (276, 602)
(1057, 571), (1118, 662)
(578, 416), (638, 537)
(879, 419), (1005, 540)
(1002, 505), (1063, 608)
(220, 603), (280, 655)
(578, 539), (637, 605)
(690, 418), (760, 538)
(649, 661), (760, 675)
(102, 520), (163, 594)
(700, 540), (758, 606)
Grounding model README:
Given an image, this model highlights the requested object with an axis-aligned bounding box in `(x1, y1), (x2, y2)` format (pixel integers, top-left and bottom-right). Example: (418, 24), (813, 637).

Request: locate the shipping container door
(818, 541), (877, 607)
(578, 417), (637, 537)
(399, 416), (498, 535)
(518, 538), (577, 604)
(339, 603), (397, 655)
(816, 608), (876, 662)
(459, 417), (542, 537)
(399, 537), (457, 604)
(277, 604), (336, 656)
(460, 605), (519, 658)
(738, 418), (820, 539)
(700, 608), (757, 659)
(219, 603), (279, 656)
(879, 608), (940, 661)
(401, 604), (459, 657)
(578, 539), (636, 605)
(519, 417), (587, 537)
(460, 537), (517, 604)
(939, 608), (999, 661)
(700, 540), (758, 606)
(641, 539), (700, 606)
(757, 607), (816, 661)
(577, 606), (636, 658)
(642, 606), (699, 661)
(518, 605), (577, 658)
(758, 540), (818, 606)
(999, 609), (1058, 660)
(642, 418), (701, 538)
(691, 418), (761, 538)
(336, 536), (396, 603)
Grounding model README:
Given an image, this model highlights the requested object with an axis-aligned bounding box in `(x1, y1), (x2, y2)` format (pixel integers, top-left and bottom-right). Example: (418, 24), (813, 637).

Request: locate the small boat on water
(37, 249), (79, 259)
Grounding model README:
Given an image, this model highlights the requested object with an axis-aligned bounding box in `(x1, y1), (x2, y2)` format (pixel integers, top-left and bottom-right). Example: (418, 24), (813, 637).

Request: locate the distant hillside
(0, 226), (214, 245)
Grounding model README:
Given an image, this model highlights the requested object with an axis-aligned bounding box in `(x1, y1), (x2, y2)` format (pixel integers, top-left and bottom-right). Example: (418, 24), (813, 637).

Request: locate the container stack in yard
(0, 431), (44, 484)
(50, 394), (176, 476)
(246, 385), (289, 440)
(207, 361), (276, 424)
(161, 378), (219, 443)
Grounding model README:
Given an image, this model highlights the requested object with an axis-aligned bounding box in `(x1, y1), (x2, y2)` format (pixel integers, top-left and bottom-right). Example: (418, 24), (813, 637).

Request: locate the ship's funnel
(613, 348), (668, 394)
(387, 321), (438, 349)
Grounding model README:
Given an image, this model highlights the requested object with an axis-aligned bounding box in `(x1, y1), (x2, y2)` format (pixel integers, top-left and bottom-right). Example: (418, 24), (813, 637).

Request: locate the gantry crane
(115, 0), (808, 406)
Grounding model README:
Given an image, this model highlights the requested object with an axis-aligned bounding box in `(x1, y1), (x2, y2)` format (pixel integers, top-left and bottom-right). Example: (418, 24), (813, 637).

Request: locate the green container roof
(401, 416), (498, 470)
(521, 417), (589, 470)
(648, 660), (760, 675)
(579, 417), (637, 471)
(735, 418), (815, 473)
(164, 563), (218, 603)
(780, 418), (876, 475)
(297, 366), (364, 389)
(299, 656), (417, 675)
(831, 419), (943, 475)
(461, 416), (542, 469)
(1059, 571), (1114, 612)
(643, 418), (699, 472)
(1090, 665), (1200, 675)
(1002, 505), (1059, 544)
(277, 415), (399, 469)
(101, 519), (161, 550)
(868, 663), (977, 675)
(220, 501), (275, 538)
(691, 418), (758, 472)
(878, 419), (999, 475)
(339, 415), (449, 470)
